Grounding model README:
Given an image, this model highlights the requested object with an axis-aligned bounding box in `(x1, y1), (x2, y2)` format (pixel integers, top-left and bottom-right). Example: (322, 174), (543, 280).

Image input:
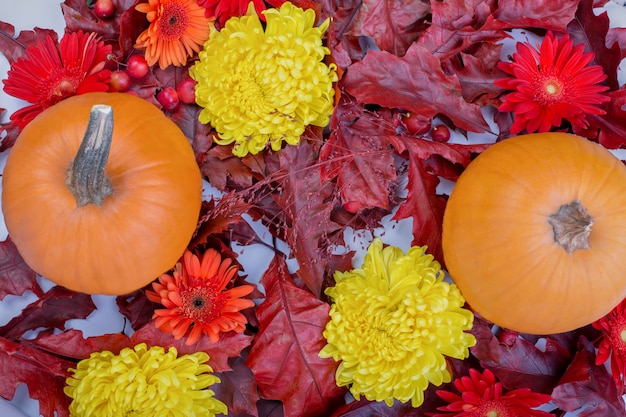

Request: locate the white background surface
(1, 1), (626, 416)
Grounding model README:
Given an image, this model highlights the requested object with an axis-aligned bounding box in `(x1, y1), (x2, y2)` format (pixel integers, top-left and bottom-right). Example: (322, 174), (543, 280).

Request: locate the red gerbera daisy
(592, 298), (626, 394)
(494, 31), (609, 134)
(198, 0), (285, 28)
(146, 248), (255, 345)
(2, 31), (111, 130)
(428, 368), (553, 417)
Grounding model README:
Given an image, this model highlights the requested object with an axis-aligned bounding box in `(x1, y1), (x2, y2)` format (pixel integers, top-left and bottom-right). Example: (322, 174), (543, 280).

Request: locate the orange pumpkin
(442, 132), (626, 334)
(2, 92), (203, 295)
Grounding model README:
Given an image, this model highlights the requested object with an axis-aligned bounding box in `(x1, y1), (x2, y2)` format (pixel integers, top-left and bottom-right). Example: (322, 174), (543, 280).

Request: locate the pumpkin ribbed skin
(2, 93), (202, 295)
(442, 132), (626, 334)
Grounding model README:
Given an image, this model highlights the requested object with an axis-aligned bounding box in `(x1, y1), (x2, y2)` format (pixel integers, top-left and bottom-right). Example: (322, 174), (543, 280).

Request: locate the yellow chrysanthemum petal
(191, 1), (337, 157)
(320, 238), (476, 408)
(64, 343), (227, 417)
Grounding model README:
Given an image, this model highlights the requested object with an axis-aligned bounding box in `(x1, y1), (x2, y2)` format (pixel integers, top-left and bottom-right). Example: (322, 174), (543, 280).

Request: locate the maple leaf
(129, 321), (253, 372)
(552, 338), (626, 417)
(0, 336), (74, 417)
(320, 95), (398, 213)
(342, 42), (490, 133)
(266, 140), (342, 296)
(0, 286), (96, 339)
(470, 318), (573, 394)
(213, 355), (261, 417)
(0, 237), (41, 300)
(28, 328), (130, 359)
(245, 256), (346, 417)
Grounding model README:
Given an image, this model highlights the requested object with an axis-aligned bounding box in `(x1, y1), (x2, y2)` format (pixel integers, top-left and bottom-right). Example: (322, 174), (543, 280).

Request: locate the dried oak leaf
(320, 95), (397, 213)
(0, 286), (96, 339)
(386, 136), (490, 263)
(568, 0), (622, 91)
(0, 21), (57, 63)
(492, 0), (579, 31)
(0, 336), (73, 417)
(552, 339), (626, 417)
(0, 237), (41, 300)
(213, 355), (261, 417)
(470, 318), (573, 394)
(116, 288), (158, 330)
(266, 140), (342, 297)
(342, 43), (490, 133)
(129, 320), (253, 372)
(575, 88), (626, 149)
(28, 328), (130, 359)
(245, 256), (346, 417)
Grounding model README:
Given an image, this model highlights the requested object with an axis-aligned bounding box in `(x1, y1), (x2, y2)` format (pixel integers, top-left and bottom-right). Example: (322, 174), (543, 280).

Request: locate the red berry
(402, 112), (431, 136)
(109, 70), (130, 92)
(176, 78), (196, 104)
(126, 55), (149, 79)
(431, 125), (451, 143)
(157, 87), (179, 110)
(94, 0), (115, 19)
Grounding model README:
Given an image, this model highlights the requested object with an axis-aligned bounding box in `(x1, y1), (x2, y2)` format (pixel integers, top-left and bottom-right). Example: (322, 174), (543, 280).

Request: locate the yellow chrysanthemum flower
(191, 1), (337, 157)
(64, 343), (227, 417)
(319, 238), (476, 408)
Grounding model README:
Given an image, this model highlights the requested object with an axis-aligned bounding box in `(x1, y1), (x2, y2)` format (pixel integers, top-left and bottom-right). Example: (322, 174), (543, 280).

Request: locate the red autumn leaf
(245, 256), (346, 417)
(61, 0), (139, 44)
(0, 286), (96, 339)
(28, 328), (130, 359)
(568, 0), (622, 91)
(0, 336), (73, 417)
(552, 339), (626, 416)
(575, 88), (626, 149)
(0, 112), (20, 151)
(116, 289), (158, 330)
(266, 140), (342, 296)
(417, 0), (506, 61)
(200, 145), (257, 191)
(320, 95), (398, 213)
(117, 0), (148, 54)
(493, 0), (579, 31)
(0, 21), (57, 63)
(213, 355), (261, 417)
(445, 48), (508, 104)
(470, 318), (573, 394)
(337, 0), (430, 56)
(0, 237), (41, 300)
(129, 321), (253, 372)
(386, 136), (489, 261)
(342, 43), (490, 133)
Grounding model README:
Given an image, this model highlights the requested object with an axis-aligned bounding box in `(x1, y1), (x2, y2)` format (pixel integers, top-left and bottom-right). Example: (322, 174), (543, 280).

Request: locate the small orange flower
(593, 298), (626, 393)
(2, 31), (111, 130)
(134, 0), (212, 70)
(146, 249), (255, 345)
(495, 31), (609, 134)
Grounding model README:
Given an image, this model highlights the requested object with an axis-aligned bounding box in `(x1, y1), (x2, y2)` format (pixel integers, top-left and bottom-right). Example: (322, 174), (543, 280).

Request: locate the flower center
(41, 68), (82, 104)
(468, 399), (514, 417)
(532, 69), (568, 106)
(180, 278), (228, 324)
(158, 1), (189, 40)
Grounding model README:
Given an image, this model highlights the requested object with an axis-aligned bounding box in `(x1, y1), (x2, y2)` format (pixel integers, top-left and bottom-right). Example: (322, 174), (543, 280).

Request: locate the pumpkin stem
(547, 200), (593, 254)
(66, 104), (114, 207)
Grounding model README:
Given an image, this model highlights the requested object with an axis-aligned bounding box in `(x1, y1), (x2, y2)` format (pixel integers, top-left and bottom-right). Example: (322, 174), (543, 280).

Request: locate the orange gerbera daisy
(2, 31), (111, 130)
(495, 31), (609, 134)
(198, 0), (285, 28)
(593, 298), (626, 394)
(134, 0), (212, 70)
(146, 249), (255, 345)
